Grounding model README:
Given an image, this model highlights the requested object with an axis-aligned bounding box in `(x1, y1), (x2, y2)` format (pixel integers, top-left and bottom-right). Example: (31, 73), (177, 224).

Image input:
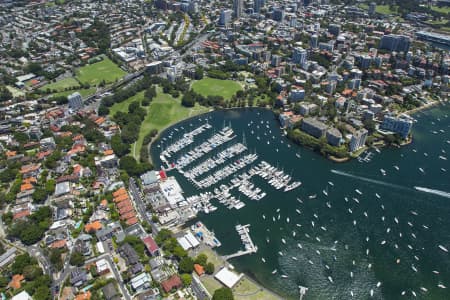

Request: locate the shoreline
(403, 100), (442, 116)
(206, 246), (286, 300)
(145, 107), (214, 165)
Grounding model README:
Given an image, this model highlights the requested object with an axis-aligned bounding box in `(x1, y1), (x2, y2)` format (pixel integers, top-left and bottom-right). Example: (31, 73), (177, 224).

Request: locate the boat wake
(414, 187), (450, 199)
(330, 170), (409, 190)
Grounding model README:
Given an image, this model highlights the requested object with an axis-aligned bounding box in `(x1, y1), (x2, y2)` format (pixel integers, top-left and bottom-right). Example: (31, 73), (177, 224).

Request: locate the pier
(298, 286), (308, 300)
(223, 224), (258, 260)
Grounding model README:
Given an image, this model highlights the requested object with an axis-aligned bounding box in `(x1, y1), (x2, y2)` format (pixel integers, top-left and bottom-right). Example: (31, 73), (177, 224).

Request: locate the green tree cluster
(0, 85), (12, 102)
(287, 128), (349, 158)
(119, 156), (152, 177)
(77, 20), (111, 54)
(8, 206), (52, 245)
(155, 229), (187, 260)
(69, 251), (85, 267)
(212, 287), (234, 300)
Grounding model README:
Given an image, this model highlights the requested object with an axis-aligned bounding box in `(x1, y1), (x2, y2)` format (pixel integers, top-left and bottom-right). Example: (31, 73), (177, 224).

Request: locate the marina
(160, 122), (212, 159)
(169, 126), (236, 170)
(223, 224), (258, 260)
(150, 107), (450, 299)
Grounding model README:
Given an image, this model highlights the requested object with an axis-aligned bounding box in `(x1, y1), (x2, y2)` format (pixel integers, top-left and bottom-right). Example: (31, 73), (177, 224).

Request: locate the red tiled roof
(194, 264), (205, 276)
(113, 188), (127, 197)
(126, 217), (138, 226)
(142, 236), (159, 253)
(85, 221), (102, 232)
(50, 239), (67, 249)
(161, 275), (182, 293)
(9, 274), (24, 289)
(13, 210), (30, 220)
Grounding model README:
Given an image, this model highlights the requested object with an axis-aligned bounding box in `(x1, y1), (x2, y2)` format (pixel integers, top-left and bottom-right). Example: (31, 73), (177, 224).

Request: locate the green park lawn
(431, 6), (450, 14)
(108, 91), (145, 117)
(6, 86), (25, 97)
(76, 57), (127, 86)
(191, 78), (242, 100)
(233, 277), (279, 300)
(359, 4), (397, 14)
(50, 87), (96, 99)
(109, 88), (210, 160)
(40, 77), (80, 92)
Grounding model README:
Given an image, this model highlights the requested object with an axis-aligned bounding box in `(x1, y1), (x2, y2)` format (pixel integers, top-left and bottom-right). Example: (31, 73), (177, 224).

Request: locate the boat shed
(214, 267), (243, 288)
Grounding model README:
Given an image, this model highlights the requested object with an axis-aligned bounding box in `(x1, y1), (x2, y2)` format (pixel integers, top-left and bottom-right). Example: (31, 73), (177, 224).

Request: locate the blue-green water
(151, 105), (450, 299)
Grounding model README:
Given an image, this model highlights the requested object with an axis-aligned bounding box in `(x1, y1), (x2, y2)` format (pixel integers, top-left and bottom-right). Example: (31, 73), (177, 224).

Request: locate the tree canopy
(212, 287), (234, 300)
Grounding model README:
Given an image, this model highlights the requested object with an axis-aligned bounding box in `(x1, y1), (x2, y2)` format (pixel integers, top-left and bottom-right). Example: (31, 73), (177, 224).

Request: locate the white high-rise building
(350, 129), (368, 152)
(219, 9), (233, 26)
(68, 92), (83, 111)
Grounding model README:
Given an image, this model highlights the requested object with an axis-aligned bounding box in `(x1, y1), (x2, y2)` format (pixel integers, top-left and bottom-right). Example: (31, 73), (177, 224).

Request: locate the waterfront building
(301, 117), (327, 138)
(350, 128), (368, 152)
(326, 128), (343, 146)
(380, 114), (413, 138)
(68, 92), (83, 111)
(379, 34), (411, 53)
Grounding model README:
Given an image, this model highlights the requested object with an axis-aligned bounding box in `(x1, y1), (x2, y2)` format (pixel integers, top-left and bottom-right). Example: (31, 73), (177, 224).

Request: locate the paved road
(128, 178), (159, 234)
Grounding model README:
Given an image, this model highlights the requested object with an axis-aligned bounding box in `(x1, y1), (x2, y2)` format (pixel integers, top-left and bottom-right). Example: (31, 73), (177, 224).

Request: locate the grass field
(191, 78), (242, 100)
(431, 6), (450, 14)
(200, 276), (222, 294)
(359, 4), (397, 14)
(6, 86), (25, 97)
(40, 77), (80, 92)
(109, 91), (145, 117)
(50, 87), (96, 99)
(76, 57), (127, 86)
(109, 87), (210, 160)
(233, 277), (279, 300)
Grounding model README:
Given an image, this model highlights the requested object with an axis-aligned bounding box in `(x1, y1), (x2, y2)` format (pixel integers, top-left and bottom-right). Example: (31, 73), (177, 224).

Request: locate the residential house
(161, 275), (182, 293)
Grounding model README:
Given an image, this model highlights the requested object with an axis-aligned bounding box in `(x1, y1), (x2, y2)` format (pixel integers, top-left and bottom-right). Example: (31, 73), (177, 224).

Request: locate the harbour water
(150, 105), (450, 299)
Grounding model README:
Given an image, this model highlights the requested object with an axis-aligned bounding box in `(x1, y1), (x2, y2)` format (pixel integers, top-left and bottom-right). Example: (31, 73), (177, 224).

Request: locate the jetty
(299, 286), (308, 300)
(223, 224), (257, 260)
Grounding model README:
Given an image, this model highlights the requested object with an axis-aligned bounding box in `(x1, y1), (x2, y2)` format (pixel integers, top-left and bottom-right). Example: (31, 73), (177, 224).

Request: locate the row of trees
(98, 75), (154, 116)
(140, 128), (158, 164)
(181, 89), (226, 108)
(113, 100), (147, 144)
